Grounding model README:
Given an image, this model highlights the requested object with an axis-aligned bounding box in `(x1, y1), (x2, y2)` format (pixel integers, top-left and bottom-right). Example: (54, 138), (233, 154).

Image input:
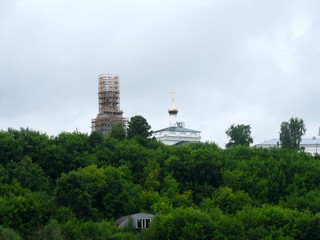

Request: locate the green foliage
(127, 115), (152, 139)
(202, 186), (252, 214)
(114, 139), (151, 182)
(210, 210), (245, 240)
(0, 226), (22, 240)
(9, 156), (50, 192)
(50, 131), (95, 178)
(143, 159), (160, 191)
(0, 128), (50, 164)
(88, 131), (104, 150)
(225, 124), (253, 148)
(142, 207), (215, 240)
(110, 123), (127, 140)
(0, 127), (320, 239)
(0, 186), (55, 238)
(95, 137), (118, 166)
(164, 143), (222, 202)
(139, 190), (161, 213)
(55, 164), (142, 219)
(61, 220), (137, 240)
(55, 165), (106, 219)
(160, 175), (193, 208)
(236, 205), (312, 239)
(0, 164), (9, 183)
(303, 216), (320, 240)
(281, 189), (320, 213)
(0, 130), (23, 163)
(34, 219), (64, 240)
(280, 117), (306, 150)
(102, 166), (142, 219)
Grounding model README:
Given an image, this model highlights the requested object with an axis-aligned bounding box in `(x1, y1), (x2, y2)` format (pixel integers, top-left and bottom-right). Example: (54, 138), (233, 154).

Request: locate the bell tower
(91, 74), (127, 135)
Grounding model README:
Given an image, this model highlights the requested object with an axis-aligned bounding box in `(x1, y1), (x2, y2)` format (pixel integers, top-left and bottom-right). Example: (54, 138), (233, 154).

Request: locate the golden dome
(168, 98), (178, 114)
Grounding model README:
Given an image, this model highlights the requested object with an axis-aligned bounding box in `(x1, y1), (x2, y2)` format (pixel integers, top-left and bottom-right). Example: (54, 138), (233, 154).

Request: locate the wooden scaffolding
(91, 74), (127, 135)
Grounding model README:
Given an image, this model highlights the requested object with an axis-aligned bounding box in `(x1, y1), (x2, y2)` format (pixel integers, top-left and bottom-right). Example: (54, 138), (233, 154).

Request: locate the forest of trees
(0, 125), (320, 239)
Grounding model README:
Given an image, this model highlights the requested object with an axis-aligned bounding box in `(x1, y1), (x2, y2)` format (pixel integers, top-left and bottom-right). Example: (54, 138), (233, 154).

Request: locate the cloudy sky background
(1, 0), (319, 147)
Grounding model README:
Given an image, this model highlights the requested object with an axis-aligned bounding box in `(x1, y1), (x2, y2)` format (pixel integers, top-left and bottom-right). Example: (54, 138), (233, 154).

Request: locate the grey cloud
(1, 0), (320, 147)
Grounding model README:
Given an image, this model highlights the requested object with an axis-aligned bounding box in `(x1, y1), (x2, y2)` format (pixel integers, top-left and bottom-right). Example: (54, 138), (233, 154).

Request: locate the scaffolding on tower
(91, 74), (127, 136)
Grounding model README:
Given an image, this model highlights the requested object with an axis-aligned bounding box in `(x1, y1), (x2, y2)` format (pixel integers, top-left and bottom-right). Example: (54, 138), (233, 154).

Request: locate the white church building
(152, 97), (201, 146)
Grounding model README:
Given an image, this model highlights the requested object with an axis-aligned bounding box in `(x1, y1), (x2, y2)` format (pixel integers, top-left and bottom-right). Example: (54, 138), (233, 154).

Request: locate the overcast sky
(1, 0), (319, 147)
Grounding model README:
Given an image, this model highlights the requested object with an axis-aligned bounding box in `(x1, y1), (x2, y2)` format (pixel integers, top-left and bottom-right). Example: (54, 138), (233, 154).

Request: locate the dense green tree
(280, 117), (306, 150)
(208, 208), (245, 240)
(222, 167), (269, 203)
(60, 220), (137, 240)
(102, 166), (141, 218)
(1, 127), (320, 239)
(0, 184), (55, 238)
(160, 175), (193, 208)
(1, 128), (51, 164)
(43, 219), (64, 240)
(202, 187), (252, 214)
(303, 216), (320, 240)
(9, 156), (49, 192)
(127, 115), (152, 139)
(236, 205), (312, 239)
(164, 143), (222, 202)
(0, 225), (22, 240)
(0, 130), (23, 163)
(143, 158), (160, 191)
(95, 137), (119, 166)
(281, 189), (320, 213)
(55, 165), (106, 219)
(0, 164), (9, 183)
(225, 124), (253, 148)
(142, 207), (215, 240)
(49, 132), (95, 179)
(88, 131), (104, 150)
(55, 163), (141, 220)
(115, 139), (150, 182)
(109, 123), (126, 140)
(33, 219), (64, 240)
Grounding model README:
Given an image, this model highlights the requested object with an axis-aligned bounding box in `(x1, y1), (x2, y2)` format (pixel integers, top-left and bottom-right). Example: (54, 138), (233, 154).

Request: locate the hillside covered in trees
(0, 127), (320, 239)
